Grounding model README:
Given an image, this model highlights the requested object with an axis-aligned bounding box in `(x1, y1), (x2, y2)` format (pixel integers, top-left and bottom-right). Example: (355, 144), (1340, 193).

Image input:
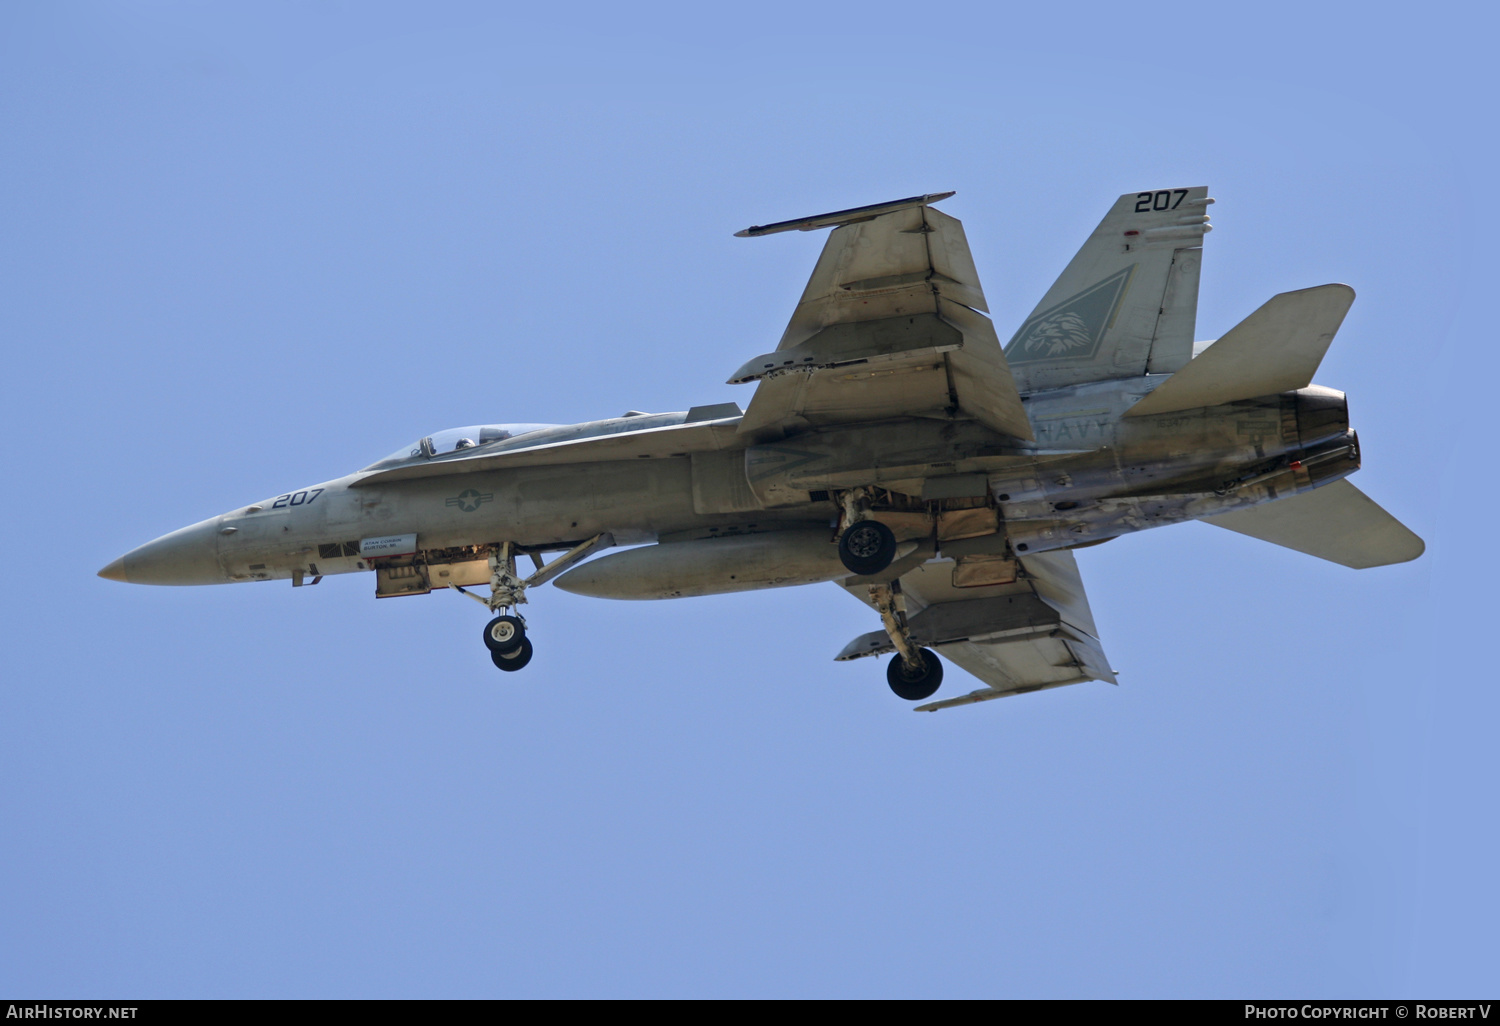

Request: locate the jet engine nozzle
(1294, 386), (1349, 449)
(1302, 430), (1361, 488)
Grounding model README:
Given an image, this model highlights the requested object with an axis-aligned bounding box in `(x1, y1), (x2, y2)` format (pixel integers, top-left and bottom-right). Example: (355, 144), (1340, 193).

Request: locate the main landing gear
(887, 647), (942, 701)
(452, 534), (612, 675)
(837, 488), (898, 576)
(839, 520), (897, 576)
(869, 578), (943, 701)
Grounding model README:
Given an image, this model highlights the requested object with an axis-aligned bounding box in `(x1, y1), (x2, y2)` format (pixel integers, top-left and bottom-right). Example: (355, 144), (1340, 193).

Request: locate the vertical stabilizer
(1005, 187), (1210, 391)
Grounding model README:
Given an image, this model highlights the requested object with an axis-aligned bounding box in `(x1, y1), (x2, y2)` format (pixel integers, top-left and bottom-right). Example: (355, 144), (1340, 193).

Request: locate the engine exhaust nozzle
(1293, 385), (1350, 449)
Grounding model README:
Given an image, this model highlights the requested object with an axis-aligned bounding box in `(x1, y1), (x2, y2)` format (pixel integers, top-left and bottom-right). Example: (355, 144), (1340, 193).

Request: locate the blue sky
(2, 1), (1495, 997)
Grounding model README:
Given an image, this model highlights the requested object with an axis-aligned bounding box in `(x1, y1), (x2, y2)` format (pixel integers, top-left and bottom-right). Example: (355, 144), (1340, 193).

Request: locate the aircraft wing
(835, 548), (1115, 712)
(732, 195), (1033, 441)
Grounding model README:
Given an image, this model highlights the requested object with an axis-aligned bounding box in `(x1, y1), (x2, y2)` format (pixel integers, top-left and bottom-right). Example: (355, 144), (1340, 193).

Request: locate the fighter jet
(99, 189), (1423, 711)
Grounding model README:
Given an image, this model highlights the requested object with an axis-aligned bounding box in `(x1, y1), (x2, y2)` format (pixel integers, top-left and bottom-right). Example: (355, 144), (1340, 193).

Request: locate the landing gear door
(374, 557), (491, 598)
(375, 564), (430, 597)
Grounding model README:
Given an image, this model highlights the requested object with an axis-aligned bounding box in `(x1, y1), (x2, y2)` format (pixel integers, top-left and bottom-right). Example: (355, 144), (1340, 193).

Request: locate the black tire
(886, 648), (943, 701)
(839, 520), (897, 576)
(491, 636), (533, 672)
(482, 615), (526, 655)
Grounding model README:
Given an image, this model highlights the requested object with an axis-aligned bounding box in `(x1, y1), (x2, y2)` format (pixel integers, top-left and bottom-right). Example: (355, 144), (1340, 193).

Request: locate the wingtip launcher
(733, 191), (956, 238)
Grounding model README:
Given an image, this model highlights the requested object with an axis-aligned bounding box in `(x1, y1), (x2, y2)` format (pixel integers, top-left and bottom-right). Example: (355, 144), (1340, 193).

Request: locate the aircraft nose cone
(101, 517), (227, 586)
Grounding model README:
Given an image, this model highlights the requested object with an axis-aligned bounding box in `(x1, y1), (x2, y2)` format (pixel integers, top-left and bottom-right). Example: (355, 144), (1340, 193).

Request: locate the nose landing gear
(483, 614), (526, 655)
(491, 636), (534, 671)
(451, 534), (613, 675)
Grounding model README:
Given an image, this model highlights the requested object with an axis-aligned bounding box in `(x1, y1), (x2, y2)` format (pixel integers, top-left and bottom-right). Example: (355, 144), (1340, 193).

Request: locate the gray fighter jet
(99, 189), (1423, 711)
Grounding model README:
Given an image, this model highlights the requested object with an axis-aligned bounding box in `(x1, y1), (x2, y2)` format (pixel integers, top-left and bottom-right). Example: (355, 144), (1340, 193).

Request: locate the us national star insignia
(445, 488), (493, 513)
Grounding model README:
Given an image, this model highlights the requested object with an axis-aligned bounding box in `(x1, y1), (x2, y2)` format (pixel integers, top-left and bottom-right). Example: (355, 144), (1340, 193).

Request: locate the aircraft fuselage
(100, 376), (1356, 593)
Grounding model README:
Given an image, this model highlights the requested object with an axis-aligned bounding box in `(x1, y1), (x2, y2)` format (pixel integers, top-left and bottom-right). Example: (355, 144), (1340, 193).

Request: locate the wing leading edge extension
(733, 195), (1033, 442)
(836, 549), (1115, 712)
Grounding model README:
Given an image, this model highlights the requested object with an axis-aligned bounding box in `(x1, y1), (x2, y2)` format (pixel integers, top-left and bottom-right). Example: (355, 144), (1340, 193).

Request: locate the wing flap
(1126, 284), (1355, 417)
(1199, 479), (1424, 568)
(938, 298), (1033, 439)
(729, 314), (963, 385)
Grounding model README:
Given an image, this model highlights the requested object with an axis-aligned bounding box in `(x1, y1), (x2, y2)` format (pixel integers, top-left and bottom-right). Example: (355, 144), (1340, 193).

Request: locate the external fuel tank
(553, 529), (846, 600)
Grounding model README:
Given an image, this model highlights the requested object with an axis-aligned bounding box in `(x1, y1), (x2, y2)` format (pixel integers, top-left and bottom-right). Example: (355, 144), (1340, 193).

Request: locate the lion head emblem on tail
(1020, 311), (1093, 357)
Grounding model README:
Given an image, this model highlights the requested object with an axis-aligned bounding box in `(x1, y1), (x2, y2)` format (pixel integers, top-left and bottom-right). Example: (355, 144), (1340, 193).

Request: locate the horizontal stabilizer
(1200, 480), (1424, 569)
(1126, 284), (1355, 417)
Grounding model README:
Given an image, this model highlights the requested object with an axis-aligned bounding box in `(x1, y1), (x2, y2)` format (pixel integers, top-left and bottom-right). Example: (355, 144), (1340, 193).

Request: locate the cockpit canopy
(366, 424), (558, 470)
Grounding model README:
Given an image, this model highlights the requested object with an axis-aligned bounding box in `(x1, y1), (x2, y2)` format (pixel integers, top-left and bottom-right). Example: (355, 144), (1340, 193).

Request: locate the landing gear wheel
(887, 648), (943, 701)
(491, 636), (534, 672)
(483, 615), (526, 655)
(839, 520), (897, 576)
